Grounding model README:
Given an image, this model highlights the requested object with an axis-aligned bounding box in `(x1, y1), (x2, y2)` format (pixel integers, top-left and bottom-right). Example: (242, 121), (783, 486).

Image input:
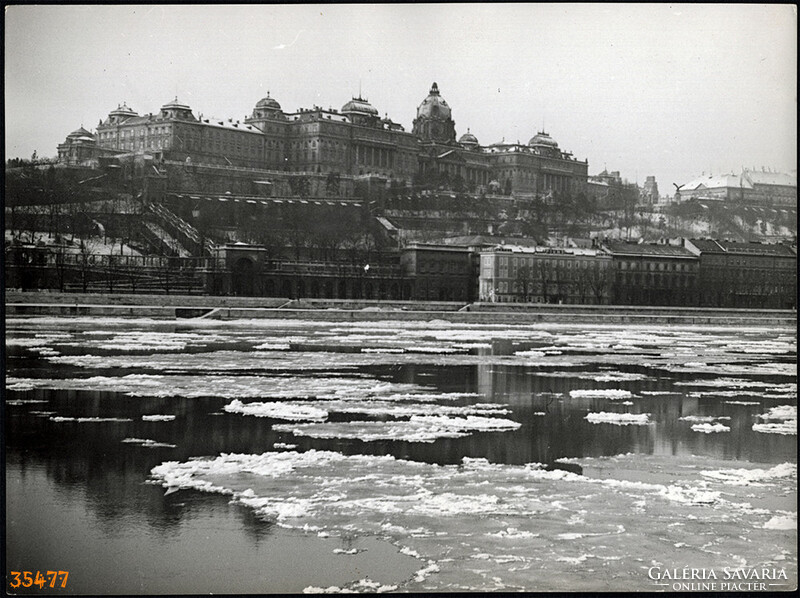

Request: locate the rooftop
(603, 240), (695, 258)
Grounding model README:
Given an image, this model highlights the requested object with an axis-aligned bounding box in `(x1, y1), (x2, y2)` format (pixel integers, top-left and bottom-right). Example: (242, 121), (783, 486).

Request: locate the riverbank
(5, 290), (796, 326)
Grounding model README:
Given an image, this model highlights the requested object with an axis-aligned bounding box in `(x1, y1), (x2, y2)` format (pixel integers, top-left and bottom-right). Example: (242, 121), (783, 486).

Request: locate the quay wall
(5, 291), (796, 327)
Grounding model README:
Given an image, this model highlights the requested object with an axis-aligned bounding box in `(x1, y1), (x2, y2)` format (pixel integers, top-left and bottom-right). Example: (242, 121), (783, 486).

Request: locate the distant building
(586, 169), (639, 209)
(479, 245), (612, 304)
(401, 243), (474, 301)
(685, 239), (797, 309)
(601, 240), (699, 306)
(679, 170), (797, 207)
(57, 83), (589, 200)
(641, 175), (659, 204)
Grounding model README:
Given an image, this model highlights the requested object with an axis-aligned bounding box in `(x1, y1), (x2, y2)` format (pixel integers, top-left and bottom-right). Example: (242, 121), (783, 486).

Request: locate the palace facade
(58, 83), (588, 197)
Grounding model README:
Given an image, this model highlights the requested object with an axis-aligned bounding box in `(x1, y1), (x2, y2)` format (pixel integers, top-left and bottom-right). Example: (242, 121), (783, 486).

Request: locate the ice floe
(273, 415), (521, 443)
(223, 399), (329, 422)
(680, 415), (731, 423)
(700, 463), (796, 486)
(585, 412), (650, 425)
(569, 389), (633, 400)
(122, 437), (176, 448)
(763, 514), (797, 530)
(303, 578), (397, 593)
(753, 406), (797, 435)
(691, 423), (731, 433)
(142, 414), (176, 422)
(50, 416), (132, 423)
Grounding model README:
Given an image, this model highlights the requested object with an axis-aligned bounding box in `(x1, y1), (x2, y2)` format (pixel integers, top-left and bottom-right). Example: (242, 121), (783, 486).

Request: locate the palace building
(57, 83), (588, 198)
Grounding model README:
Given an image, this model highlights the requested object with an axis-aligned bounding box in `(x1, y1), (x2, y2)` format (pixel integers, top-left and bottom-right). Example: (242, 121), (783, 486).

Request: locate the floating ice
(303, 578), (398, 593)
(691, 423), (731, 433)
(570, 389), (633, 400)
(122, 437), (176, 448)
(585, 412), (650, 425)
(254, 341), (291, 350)
(590, 372), (649, 382)
(274, 443), (298, 450)
(142, 414), (176, 422)
(50, 416), (132, 423)
(514, 349), (546, 358)
(753, 421), (797, 435)
(753, 406), (797, 435)
(680, 415), (731, 423)
(6, 398), (48, 405)
(763, 515), (797, 530)
(223, 399), (329, 422)
(274, 415), (521, 443)
(700, 463), (796, 486)
(758, 405), (797, 421)
(487, 527), (539, 539)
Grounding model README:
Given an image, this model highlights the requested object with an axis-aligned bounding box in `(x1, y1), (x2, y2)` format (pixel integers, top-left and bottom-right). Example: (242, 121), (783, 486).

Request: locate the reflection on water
(5, 319), (797, 593)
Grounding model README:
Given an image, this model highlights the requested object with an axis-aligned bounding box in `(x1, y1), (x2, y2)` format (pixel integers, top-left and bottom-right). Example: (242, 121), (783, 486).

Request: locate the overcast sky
(5, 3), (797, 192)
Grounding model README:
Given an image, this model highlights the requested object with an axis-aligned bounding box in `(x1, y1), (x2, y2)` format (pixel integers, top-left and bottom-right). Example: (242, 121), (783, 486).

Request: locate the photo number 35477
(9, 571), (69, 590)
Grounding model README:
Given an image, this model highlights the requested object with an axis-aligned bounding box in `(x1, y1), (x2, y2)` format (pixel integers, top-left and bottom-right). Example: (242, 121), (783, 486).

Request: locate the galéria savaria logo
(648, 567), (792, 592)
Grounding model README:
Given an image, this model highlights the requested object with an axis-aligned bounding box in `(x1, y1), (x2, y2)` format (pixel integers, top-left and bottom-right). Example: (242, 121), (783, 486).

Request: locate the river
(5, 316), (797, 593)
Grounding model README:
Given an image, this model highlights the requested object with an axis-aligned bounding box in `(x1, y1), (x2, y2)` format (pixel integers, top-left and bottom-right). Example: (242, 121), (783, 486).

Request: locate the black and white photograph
(4, 3), (797, 594)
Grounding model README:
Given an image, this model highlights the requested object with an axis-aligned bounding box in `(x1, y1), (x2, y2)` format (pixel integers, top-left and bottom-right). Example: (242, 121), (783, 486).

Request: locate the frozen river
(5, 316), (797, 593)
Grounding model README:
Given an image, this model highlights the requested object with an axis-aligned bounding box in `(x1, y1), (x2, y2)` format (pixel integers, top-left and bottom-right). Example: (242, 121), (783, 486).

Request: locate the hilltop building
(641, 175), (659, 204)
(56, 83), (588, 199)
(678, 170), (796, 207)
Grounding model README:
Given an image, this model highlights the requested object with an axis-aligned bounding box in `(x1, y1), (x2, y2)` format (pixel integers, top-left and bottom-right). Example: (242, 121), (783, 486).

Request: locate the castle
(58, 83), (588, 198)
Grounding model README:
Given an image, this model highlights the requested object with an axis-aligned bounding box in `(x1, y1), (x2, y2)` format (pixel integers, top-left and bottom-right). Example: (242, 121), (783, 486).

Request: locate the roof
(439, 235), (536, 247)
(689, 239), (796, 257)
(341, 96), (378, 116)
(603, 240), (696, 258)
(483, 245), (607, 257)
(742, 170), (797, 188)
(529, 131), (558, 148)
(681, 173), (747, 191)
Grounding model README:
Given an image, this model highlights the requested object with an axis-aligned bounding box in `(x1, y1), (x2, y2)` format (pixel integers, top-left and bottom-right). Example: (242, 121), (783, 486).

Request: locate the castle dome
(529, 131), (558, 148)
(68, 126), (93, 138)
(458, 128), (479, 147)
(108, 103), (138, 118)
(341, 96), (378, 116)
(416, 82), (451, 119)
(255, 92), (281, 111)
(161, 97), (192, 111)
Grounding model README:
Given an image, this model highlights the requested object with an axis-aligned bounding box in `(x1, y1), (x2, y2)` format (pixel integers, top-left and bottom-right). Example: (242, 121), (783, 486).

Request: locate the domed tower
(159, 97), (195, 121)
(106, 103), (138, 125)
(412, 82), (456, 143)
(252, 92), (285, 120)
(458, 128), (480, 150)
(341, 96), (379, 127)
(245, 92), (286, 130)
(529, 131), (560, 157)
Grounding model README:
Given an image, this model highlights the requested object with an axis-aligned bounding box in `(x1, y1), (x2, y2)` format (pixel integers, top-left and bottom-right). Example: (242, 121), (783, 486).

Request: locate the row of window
(618, 261), (693, 272)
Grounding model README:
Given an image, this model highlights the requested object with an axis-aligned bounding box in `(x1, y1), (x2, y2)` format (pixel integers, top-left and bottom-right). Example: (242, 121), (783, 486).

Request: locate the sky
(4, 3), (797, 193)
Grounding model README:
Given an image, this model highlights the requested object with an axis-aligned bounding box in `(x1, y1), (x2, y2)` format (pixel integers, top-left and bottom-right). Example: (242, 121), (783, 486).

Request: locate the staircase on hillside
(148, 203), (215, 256)
(141, 221), (192, 257)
